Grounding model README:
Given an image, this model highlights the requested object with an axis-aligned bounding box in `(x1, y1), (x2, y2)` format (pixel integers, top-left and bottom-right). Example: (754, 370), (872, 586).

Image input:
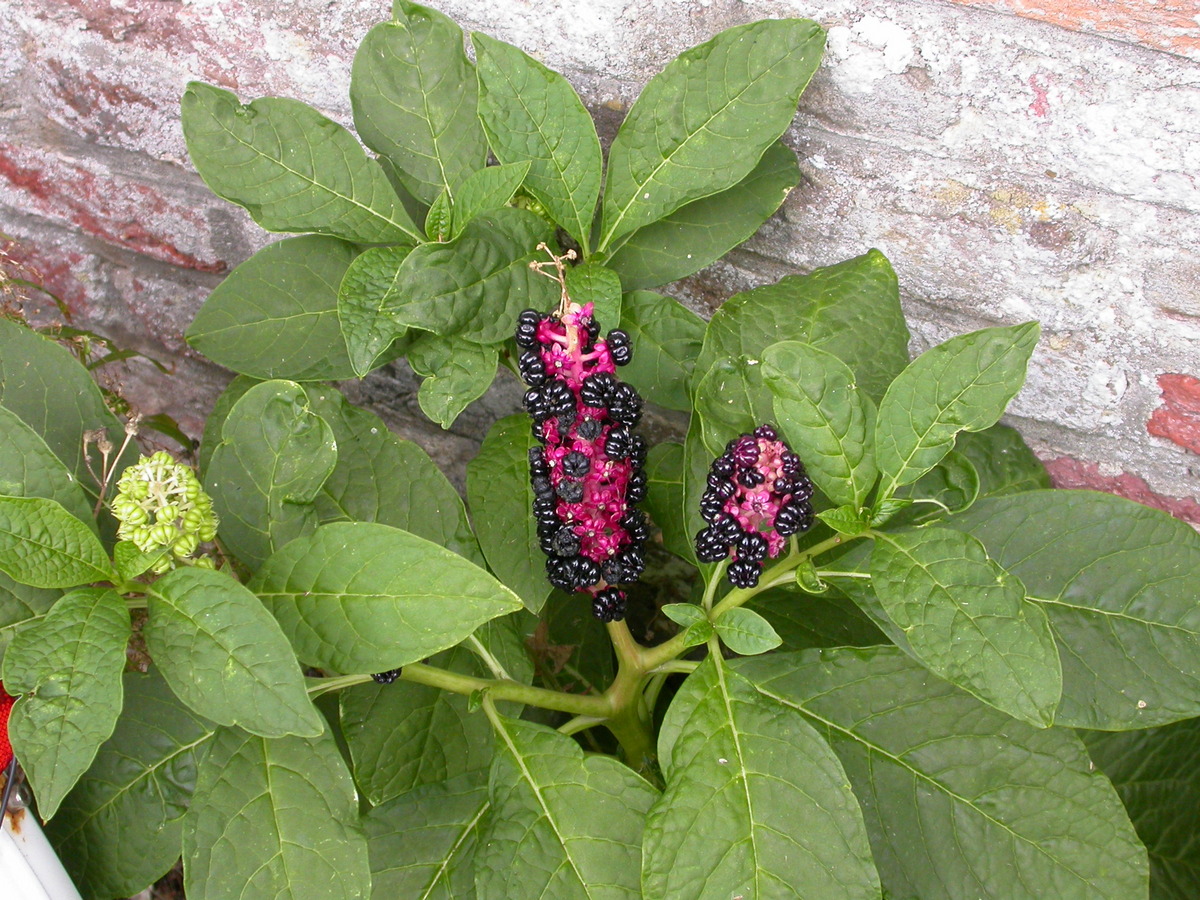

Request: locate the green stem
(648, 659), (700, 676)
(558, 714), (605, 736)
(465, 634), (512, 680)
(306, 673), (373, 698)
(401, 661), (611, 718)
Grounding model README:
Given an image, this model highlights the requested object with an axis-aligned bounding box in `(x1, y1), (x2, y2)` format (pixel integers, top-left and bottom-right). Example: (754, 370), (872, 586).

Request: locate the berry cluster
(517, 301), (648, 623)
(694, 425), (814, 588)
(111, 452), (219, 573)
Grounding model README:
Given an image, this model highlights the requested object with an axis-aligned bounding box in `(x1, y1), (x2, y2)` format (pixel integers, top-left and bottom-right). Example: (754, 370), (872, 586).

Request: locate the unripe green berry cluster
(111, 451), (219, 573)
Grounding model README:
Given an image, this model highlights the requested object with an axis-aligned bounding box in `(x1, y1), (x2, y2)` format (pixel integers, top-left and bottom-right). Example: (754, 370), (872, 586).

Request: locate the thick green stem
(401, 661), (611, 717)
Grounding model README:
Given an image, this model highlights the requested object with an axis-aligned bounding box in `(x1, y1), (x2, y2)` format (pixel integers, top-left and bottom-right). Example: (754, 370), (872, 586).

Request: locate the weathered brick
(1045, 456), (1200, 526)
(948, 0), (1200, 62)
(1148, 374), (1200, 453)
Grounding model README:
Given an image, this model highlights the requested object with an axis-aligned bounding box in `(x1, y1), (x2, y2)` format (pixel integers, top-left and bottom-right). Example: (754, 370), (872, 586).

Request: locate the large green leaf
(0, 406), (95, 527)
(616, 291), (705, 412)
(305, 387), (481, 564)
(0, 574), (58, 666)
(564, 262), (622, 332)
(955, 423), (1051, 498)
(697, 249), (908, 403)
(875, 323), (1039, 496)
(948, 490), (1200, 729)
(599, 19), (824, 249)
(181, 81), (420, 243)
(185, 236), (361, 381)
(145, 566), (323, 738)
(871, 528), (1062, 726)
(351, 2), (487, 205)
(476, 715), (657, 900)
(450, 162), (531, 239)
(341, 645), (494, 806)
(47, 669), (214, 899)
(365, 772), (488, 900)
(692, 355), (774, 457)
(204, 379), (337, 569)
(0, 496), (114, 588)
(606, 140), (800, 290)
(466, 414), (552, 613)
(250, 521), (523, 672)
(644, 656), (879, 899)
(347, 208), (556, 343)
(3, 587), (128, 819)
(643, 441), (692, 562)
(740, 646), (1149, 900)
(183, 727), (370, 900)
(473, 32), (603, 249)
(408, 333), (498, 429)
(0, 318), (131, 492)
(763, 340), (878, 508)
(1083, 719), (1200, 898)
(337, 244), (415, 376)
(198, 375), (259, 478)
(538, 589), (615, 696)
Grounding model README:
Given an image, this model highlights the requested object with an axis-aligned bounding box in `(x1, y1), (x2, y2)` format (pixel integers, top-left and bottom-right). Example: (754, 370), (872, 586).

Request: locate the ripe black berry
(753, 424), (778, 441)
(555, 479), (585, 503)
(732, 436), (759, 467)
(774, 499), (814, 537)
(562, 451), (590, 478)
(710, 455), (736, 478)
(736, 531), (768, 562)
(695, 527), (730, 563)
(607, 383), (643, 427)
(728, 559), (762, 589)
(551, 527), (581, 557)
(626, 469), (648, 504)
(577, 417), (603, 440)
(738, 467), (766, 488)
(604, 426), (633, 460)
(372, 670), (400, 685)
(607, 329), (632, 366)
(700, 490), (727, 522)
(592, 587), (627, 622)
(580, 372), (616, 408)
(531, 475), (554, 501)
(518, 350), (546, 386)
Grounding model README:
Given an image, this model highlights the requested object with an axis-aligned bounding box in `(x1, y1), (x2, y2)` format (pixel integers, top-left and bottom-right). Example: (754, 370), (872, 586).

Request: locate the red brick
(0, 143), (226, 273)
(948, 0), (1200, 61)
(1147, 373), (1200, 453)
(1044, 456), (1200, 526)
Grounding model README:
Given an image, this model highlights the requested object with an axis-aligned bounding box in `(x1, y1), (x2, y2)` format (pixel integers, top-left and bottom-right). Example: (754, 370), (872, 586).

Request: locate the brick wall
(0, 0), (1197, 520)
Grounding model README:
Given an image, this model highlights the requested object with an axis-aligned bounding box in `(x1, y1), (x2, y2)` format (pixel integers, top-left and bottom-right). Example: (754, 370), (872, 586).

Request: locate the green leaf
(370, 208), (557, 342)
(473, 32), (602, 249)
(145, 566), (323, 738)
(250, 521), (523, 672)
(697, 249), (908, 403)
(198, 375), (259, 477)
(642, 441), (692, 561)
(606, 140), (800, 290)
(0, 496), (114, 588)
(600, 19), (824, 249)
(365, 772), (488, 900)
(476, 715), (657, 900)
(875, 322), (1039, 496)
(46, 669), (214, 899)
(1082, 719), (1200, 898)
(740, 646), (1149, 900)
(341, 645), (495, 806)
(0, 405), (94, 527)
(186, 235), (362, 381)
(337, 244), (415, 377)
(0, 574), (58, 666)
(616, 291), (705, 412)
(305, 387), (482, 564)
(112, 540), (166, 581)
(643, 656), (879, 899)
(183, 727), (370, 900)
(181, 81), (420, 243)
(451, 161), (531, 238)
(563, 262), (622, 331)
(425, 189), (454, 241)
(467, 415), (552, 613)
(408, 333), (498, 428)
(661, 603), (705, 628)
(679, 418), (713, 568)
(816, 504), (870, 536)
(955, 423), (1051, 498)
(713, 606), (781, 655)
(692, 355), (774, 457)
(351, 2), (487, 206)
(3, 587), (128, 819)
(204, 380), (337, 569)
(948, 490), (1200, 729)
(871, 528), (1062, 726)
(894, 448), (979, 518)
(539, 591), (614, 694)
(764, 340), (878, 507)
(0, 318), (131, 492)
(746, 586), (886, 651)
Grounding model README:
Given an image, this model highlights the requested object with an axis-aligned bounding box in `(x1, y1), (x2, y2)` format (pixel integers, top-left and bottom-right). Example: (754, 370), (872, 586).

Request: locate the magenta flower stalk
(695, 425), (815, 588)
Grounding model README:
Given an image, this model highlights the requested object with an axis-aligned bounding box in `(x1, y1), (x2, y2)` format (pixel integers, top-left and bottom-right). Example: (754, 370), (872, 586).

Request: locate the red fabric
(0, 683), (14, 770)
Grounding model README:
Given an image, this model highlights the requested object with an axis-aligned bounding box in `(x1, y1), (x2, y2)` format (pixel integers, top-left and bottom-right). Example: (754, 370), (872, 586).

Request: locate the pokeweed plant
(0, 2), (1197, 899)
